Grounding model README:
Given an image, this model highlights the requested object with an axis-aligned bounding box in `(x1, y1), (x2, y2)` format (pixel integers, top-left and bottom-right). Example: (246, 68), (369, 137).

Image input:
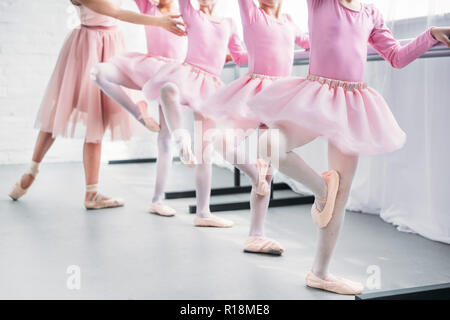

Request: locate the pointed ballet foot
(85, 193), (124, 210)
(311, 170), (340, 228)
(9, 162), (40, 201)
(194, 214), (234, 228)
(137, 101), (160, 132)
(149, 201), (176, 217)
(9, 181), (29, 201)
(243, 236), (284, 256)
(179, 148), (197, 168)
(306, 271), (364, 295)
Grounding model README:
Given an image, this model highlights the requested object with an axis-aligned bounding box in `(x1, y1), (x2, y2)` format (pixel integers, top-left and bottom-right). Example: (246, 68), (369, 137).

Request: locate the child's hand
(158, 15), (186, 36)
(431, 27), (450, 48)
(225, 54), (233, 64)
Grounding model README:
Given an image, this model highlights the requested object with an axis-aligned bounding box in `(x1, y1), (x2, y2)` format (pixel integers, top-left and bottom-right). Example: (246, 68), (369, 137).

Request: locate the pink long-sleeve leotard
(179, 0), (248, 75)
(247, 0), (439, 156)
(198, 0), (310, 129)
(239, 0), (309, 77)
(308, 0), (438, 82)
(134, 0), (187, 59)
(144, 0), (248, 109)
(109, 0), (188, 88)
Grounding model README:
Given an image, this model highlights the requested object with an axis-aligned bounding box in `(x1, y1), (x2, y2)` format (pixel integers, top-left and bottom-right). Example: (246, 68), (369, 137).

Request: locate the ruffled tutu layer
(109, 53), (179, 88)
(144, 62), (224, 111)
(35, 25), (137, 143)
(248, 74), (407, 156)
(199, 73), (281, 130)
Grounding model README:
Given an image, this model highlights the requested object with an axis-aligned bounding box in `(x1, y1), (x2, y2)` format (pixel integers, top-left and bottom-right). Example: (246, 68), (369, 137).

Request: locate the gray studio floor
(1, 161), (450, 300)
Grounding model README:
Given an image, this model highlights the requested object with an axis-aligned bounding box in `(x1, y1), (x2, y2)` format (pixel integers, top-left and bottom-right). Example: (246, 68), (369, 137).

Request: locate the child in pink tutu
(9, 0), (185, 209)
(198, 0), (309, 254)
(144, 0), (248, 228)
(92, 0), (187, 217)
(248, 0), (450, 294)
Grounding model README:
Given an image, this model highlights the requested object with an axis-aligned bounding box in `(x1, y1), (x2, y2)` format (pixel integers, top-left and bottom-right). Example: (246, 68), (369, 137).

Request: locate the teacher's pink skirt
(35, 25), (137, 143)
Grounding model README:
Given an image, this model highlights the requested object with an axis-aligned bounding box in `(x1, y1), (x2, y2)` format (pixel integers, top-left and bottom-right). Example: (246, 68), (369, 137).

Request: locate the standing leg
(306, 142), (363, 295)
(193, 114), (233, 228)
(9, 131), (55, 200)
(91, 63), (159, 131)
(156, 82), (195, 166)
(149, 105), (177, 217)
(312, 143), (359, 278)
(83, 141), (124, 209)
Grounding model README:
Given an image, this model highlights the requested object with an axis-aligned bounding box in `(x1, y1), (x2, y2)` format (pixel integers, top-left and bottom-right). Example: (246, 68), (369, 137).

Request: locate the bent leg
(157, 82), (195, 166)
(260, 123), (328, 206)
(91, 63), (145, 122)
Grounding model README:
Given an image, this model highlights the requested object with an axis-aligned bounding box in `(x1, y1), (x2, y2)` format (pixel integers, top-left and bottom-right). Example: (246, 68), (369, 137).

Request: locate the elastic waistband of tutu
(81, 24), (118, 31)
(247, 73), (283, 81)
(182, 63), (222, 83)
(148, 55), (181, 63)
(307, 74), (368, 91)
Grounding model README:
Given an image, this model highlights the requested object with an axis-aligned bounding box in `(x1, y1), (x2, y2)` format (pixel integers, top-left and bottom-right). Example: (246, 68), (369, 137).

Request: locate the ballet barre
(355, 282), (450, 300)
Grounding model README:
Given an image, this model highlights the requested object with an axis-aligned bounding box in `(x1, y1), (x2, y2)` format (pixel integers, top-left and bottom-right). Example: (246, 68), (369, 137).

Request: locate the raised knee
(90, 62), (108, 82)
(160, 82), (178, 101)
(90, 65), (100, 81)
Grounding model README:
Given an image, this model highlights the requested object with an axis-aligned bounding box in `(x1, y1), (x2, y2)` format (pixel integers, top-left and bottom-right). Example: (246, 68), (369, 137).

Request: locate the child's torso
(143, 5), (187, 60)
(308, 0), (376, 82)
(244, 9), (296, 77)
(77, 0), (122, 27)
(184, 11), (232, 75)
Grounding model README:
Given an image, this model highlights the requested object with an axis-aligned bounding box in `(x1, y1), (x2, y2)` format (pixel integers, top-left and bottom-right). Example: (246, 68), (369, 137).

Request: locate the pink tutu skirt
(144, 62), (224, 111)
(199, 73), (282, 130)
(35, 25), (136, 143)
(248, 74), (407, 156)
(109, 53), (180, 89)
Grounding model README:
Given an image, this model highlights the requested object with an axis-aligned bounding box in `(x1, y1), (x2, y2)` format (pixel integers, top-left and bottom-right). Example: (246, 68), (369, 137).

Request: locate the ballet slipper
(137, 101), (160, 132)
(253, 159), (270, 196)
(85, 193), (125, 210)
(305, 271), (364, 295)
(311, 170), (340, 228)
(179, 147), (197, 168)
(84, 184), (124, 210)
(243, 236), (284, 255)
(9, 161), (40, 201)
(194, 214), (234, 228)
(149, 201), (176, 217)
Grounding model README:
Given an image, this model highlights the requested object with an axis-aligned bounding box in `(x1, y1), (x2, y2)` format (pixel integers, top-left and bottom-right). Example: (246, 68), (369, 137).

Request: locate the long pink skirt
(248, 74), (407, 156)
(35, 25), (136, 143)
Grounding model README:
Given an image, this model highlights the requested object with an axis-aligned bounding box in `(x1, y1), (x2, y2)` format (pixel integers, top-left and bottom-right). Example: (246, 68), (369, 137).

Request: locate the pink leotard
(77, 0), (121, 26)
(179, 0), (248, 75)
(239, 0), (310, 77)
(308, 0), (438, 82)
(134, 0), (187, 59)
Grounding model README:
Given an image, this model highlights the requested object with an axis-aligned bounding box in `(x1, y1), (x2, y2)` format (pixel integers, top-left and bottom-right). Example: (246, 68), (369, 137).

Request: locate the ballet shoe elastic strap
(27, 161), (40, 178)
(316, 198), (327, 204)
(86, 184), (99, 193)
